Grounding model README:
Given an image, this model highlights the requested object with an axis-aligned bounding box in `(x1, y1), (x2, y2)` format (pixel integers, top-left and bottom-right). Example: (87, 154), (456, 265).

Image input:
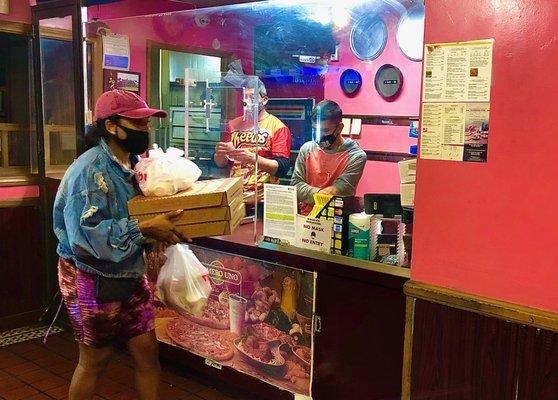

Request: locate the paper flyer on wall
(422, 39), (494, 103)
(420, 102), (490, 162)
(146, 245), (316, 397)
(263, 184), (297, 245)
(102, 34), (130, 71)
(420, 39), (493, 163)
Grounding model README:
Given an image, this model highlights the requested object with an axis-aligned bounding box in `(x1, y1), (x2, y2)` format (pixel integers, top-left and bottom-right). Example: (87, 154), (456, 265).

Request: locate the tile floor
(0, 329), (256, 400)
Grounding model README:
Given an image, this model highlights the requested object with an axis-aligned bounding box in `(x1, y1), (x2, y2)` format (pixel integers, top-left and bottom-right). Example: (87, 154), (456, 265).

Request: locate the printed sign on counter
(102, 34), (130, 71)
(294, 216), (333, 253)
(263, 184), (297, 244)
(146, 245), (316, 397)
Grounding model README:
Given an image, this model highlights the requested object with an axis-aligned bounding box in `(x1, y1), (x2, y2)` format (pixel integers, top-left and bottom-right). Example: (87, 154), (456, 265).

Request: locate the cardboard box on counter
(398, 159), (417, 184)
(400, 183), (415, 208)
(128, 177), (243, 216)
(176, 201), (246, 238)
(134, 194), (243, 225)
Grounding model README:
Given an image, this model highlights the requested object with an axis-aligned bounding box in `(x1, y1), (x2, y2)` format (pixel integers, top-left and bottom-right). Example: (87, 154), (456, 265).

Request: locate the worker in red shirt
(214, 80), (292, 208)
(291, 100), (367, 215)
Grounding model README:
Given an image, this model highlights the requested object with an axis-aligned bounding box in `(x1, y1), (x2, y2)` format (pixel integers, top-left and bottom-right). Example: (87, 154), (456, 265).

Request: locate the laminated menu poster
(146, 244), (316, 396)
(421, 39), (493, 162)
(420, 102), (490, 162)
(422, 40), (494, 103)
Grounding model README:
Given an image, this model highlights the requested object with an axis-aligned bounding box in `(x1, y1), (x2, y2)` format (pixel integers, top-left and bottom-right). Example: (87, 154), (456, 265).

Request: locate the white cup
(229, 294), (247, 335)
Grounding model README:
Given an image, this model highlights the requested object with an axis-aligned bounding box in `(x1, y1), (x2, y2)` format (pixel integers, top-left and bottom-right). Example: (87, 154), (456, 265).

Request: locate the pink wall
(39, 15), (72, 30)
(0, 186), (39, 199)
(90, 10), (253, 102)
(324, 11), (422, 196)
(88, 0), (194, 21)
(0, 0), (31, 23)
(412, 0), (558, 312)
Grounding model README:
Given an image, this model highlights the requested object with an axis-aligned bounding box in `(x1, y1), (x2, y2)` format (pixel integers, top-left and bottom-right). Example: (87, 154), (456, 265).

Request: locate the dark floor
(0, 330), (253, 400)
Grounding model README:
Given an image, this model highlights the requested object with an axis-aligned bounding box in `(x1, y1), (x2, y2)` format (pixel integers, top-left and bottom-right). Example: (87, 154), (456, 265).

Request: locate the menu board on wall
(420, 40), (493, 162)
(146, 245), (316, 397)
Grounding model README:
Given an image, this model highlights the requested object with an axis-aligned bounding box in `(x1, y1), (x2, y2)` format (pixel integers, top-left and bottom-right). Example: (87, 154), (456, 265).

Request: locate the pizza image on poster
(146, 244), (316, 396)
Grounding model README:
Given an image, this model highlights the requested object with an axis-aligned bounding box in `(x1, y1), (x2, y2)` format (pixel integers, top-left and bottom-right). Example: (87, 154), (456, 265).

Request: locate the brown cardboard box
(128, 177), (243, 216)
(176, 201), (246, 238)
(134, 194), (243, 225)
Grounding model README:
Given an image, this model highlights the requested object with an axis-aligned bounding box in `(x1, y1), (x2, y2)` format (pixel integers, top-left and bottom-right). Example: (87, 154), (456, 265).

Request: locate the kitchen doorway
(147, 41), (233, 151)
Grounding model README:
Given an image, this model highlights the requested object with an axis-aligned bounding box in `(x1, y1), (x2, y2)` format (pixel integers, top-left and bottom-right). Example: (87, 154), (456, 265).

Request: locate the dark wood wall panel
(0, 206), (43, 319)
(517, 328), (558, 400)
(411, 300), (518, 400)
(313, 273), (406, 400)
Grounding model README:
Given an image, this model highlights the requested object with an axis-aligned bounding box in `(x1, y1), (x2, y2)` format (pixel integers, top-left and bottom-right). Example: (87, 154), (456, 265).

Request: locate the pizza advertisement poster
(146, 244), (316, 396)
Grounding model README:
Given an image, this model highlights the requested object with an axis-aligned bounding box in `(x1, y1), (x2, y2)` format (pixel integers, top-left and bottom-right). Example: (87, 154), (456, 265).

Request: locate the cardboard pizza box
(128, 177), (243, 216)
(176, 201), (246, 238)
(134, 194), (243, 225)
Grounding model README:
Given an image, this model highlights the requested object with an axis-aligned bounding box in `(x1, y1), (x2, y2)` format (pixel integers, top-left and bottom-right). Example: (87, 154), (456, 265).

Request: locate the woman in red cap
(53, 90), (183, 400)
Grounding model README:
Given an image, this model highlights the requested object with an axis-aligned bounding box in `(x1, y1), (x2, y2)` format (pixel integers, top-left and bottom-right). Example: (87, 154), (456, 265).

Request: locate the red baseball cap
(94, 90), (167, 120)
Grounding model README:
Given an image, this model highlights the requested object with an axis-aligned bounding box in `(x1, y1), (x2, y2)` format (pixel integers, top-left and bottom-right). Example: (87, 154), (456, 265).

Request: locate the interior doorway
(147, 41), (233, 152)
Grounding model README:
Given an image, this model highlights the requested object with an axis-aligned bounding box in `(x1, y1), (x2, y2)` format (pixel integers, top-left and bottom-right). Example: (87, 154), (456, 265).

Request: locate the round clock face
(350, 15), (387, 61)
(375, 64), (403, 100)
(397, 5), (425, 61)
(340, 69), (363, 96)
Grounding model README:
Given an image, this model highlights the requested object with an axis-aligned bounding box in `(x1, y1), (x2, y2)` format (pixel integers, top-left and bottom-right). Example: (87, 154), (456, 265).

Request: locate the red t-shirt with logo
(223, 113), (291, 203)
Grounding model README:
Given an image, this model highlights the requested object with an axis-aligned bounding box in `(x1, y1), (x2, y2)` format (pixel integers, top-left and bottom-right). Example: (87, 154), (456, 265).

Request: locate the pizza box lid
(128, 177), (243, 216)
(176, 201), (246, 238)
(135, 195), (243, 226)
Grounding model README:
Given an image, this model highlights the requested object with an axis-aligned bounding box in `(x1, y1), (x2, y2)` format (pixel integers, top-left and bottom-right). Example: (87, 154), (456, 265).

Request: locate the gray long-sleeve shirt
(291, 139), (367, 213)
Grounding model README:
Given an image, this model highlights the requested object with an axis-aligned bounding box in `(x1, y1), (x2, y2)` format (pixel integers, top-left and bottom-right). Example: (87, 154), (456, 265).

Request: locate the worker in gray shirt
(291, 100), (367, 215)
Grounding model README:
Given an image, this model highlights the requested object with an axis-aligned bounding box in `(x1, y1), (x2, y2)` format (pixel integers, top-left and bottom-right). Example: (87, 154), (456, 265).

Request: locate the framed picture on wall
(103, 69), (140, 93)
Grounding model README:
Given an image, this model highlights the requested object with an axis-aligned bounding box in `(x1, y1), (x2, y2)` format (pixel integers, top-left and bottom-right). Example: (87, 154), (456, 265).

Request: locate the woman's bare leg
(128, 330), (161, 400)
(69, 343), (114, 400)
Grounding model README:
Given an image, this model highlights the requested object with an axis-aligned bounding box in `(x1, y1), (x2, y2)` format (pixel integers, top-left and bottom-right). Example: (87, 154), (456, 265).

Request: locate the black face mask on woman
(114, 125), (150, 155)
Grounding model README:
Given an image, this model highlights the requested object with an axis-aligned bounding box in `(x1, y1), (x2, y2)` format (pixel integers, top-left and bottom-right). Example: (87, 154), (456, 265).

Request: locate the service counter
(158, 223), (410, 400)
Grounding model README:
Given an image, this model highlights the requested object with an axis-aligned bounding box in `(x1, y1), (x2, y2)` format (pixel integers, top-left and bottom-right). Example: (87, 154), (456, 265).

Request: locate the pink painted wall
(88, 0), (194, 21)
(89, 10), (253, 101)
(0, 186), (39, 199)
(412, 0), (558, 312)
(39, 15), (72, 30)
(324, 11), (422, 196)
(0, 0), (31, 23)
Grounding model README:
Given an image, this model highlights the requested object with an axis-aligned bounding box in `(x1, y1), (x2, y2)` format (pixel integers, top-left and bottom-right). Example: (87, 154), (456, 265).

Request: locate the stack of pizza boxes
(128, 177), (245, 238)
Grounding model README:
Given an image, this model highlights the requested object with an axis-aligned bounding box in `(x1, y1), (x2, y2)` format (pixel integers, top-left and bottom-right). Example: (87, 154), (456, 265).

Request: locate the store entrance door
(31, 0), (85, 313)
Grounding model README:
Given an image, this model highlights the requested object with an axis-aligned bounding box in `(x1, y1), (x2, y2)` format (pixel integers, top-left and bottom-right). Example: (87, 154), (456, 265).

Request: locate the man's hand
(319, 186), (339, 196)
(139, 210), (187, 245)
(215, 142), (234, 157)
(214, 142), (234, 167)
(228, 148), (257, 164)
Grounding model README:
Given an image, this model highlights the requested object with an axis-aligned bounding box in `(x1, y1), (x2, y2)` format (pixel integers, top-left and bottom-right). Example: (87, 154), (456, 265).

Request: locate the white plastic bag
(135, 145), (202, 197)
(156, 244), (212, 317)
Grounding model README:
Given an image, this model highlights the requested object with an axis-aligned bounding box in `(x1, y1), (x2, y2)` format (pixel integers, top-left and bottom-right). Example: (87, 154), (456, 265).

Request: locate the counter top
(193, 221), (411, 286)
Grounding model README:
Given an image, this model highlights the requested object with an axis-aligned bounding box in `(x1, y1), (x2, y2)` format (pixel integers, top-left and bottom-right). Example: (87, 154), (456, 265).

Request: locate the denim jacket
(53, 139), (145, 278)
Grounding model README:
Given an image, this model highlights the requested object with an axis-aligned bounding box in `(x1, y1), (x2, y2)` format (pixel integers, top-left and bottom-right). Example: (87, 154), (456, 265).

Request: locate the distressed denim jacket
(53, 139), (145, 278)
